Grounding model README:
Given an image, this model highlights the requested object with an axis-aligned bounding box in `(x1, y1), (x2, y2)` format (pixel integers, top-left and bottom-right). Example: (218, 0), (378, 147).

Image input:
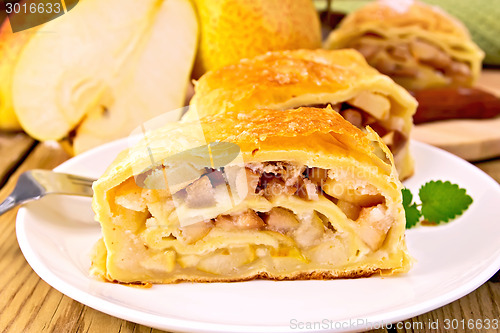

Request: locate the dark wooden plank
(0, 132), (36, 188)
(475, 159), (500, 184)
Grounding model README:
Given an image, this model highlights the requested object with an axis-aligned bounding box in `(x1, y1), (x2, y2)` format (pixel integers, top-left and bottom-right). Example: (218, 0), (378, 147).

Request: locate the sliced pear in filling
(197, 246), (256, 275)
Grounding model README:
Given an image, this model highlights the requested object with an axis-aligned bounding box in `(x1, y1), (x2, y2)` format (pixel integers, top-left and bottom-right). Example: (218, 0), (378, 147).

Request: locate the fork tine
(30, 169), (95, 196)
(0, 196), (16, 215)
(0, 170), (96, 216)
(71, 180), (95, 187)
(66, 174), (96, 184)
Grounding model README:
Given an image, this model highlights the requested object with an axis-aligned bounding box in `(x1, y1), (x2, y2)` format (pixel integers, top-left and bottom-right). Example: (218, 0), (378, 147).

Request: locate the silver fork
(0, 169), (95, 215)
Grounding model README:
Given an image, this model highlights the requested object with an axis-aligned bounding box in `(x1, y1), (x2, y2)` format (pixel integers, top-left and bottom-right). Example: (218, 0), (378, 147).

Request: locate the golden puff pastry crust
(184, 48), (417, 179)
(325, 0), (484, 91)
(91, 107), (411, 284)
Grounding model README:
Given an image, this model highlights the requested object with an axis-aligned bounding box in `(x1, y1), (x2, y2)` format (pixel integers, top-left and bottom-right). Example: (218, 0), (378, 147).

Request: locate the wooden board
(0, 132), (36, 186)
(411, 70), (500, 161)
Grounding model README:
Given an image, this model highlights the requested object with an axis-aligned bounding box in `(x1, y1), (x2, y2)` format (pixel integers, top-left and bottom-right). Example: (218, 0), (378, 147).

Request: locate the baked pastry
(324, 0), (484, 91)
(91, 107), (411, 284)
(184, 49), (417, 179)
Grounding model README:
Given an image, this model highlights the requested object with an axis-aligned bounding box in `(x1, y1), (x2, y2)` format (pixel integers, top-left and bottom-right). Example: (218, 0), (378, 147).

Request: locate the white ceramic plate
(16, 140), (500, 333)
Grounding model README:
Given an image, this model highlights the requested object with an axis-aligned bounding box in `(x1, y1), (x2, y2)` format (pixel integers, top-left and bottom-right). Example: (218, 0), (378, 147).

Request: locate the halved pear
(12, 0), (198, 154)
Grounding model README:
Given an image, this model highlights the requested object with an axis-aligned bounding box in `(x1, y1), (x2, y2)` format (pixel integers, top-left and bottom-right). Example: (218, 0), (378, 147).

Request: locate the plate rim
(15, 139), (500, 333)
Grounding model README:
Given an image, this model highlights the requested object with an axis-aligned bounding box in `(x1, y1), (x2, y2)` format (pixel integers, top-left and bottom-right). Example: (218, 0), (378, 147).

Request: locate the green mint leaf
(405, 203), (422, 229)
(402, 188), (422, 229)
(418, 180), (473, 224)
(402, 188), (413, 207)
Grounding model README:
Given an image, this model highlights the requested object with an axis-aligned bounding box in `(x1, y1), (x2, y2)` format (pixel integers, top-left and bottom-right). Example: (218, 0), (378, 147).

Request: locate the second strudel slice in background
(184, 49), (417, 179)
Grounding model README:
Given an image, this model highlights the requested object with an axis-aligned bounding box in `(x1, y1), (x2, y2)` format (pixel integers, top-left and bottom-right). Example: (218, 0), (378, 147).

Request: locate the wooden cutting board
(411, 70), (500, 161)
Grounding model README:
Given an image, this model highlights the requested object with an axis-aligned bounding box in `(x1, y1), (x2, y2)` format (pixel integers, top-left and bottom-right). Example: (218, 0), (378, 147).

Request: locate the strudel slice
(91, 107), (411, 284)
(184, 49), (417, 179)
(325, 0), (484, 91)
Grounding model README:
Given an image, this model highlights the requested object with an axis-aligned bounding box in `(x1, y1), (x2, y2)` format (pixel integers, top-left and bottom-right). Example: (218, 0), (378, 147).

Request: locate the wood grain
(0, 132), (36, 186)
(476, 159), (500, 184)
(391, 283), (500, 332)
(0, 142), (70, 333)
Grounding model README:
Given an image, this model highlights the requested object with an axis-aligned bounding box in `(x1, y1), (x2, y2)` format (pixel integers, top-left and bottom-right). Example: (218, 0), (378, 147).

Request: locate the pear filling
(350, 35), (472, 86)
(300, 95), (407, 155)
(112, 161), (394, 276)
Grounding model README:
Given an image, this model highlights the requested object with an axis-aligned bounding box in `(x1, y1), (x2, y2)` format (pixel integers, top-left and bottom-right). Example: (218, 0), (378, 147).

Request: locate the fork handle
(0, 196), (17, 215)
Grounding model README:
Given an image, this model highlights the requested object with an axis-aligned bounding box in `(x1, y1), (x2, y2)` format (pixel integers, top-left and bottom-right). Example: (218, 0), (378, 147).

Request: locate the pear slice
(12, 0), (198, 154)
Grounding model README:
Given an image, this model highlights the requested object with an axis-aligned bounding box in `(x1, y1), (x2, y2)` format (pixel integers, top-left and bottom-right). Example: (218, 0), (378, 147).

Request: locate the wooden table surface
(1, 75), (500, 333)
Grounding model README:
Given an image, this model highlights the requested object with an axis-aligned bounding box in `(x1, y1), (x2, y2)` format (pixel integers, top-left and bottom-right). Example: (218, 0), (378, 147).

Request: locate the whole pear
(193, 0), (321, 78)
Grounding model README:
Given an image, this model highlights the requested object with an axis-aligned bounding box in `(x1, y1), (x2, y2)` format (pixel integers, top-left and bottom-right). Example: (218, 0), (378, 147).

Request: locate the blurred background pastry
(324, 0), (484, 91)
(318, 0), (499, 66)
